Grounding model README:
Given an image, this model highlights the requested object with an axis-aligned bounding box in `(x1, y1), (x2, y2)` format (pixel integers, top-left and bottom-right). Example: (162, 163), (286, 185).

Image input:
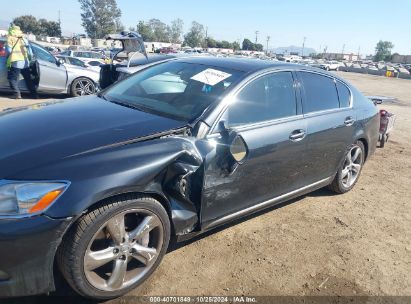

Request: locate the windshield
(103, 61), (244, 121)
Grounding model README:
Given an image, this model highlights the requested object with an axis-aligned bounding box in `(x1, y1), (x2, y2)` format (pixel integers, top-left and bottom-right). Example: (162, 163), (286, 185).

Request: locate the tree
(255, 43), (264, 52)
(148, 19), (170, 42)
(170, 19), (184, 44)
(78, 0), (122, 39)
(206, 37), (217, 48)
(136, 21), (155, 41)
(38, 19), (62, 37)
(13, 15), (61, 37)
(13, 15), (40, 35)
(242, 38), (255, 51)
(232, 41), (241, 51)
(374, 40), (394, 62)
(220, 41), (232, 49)
(183, 21), (205, 48)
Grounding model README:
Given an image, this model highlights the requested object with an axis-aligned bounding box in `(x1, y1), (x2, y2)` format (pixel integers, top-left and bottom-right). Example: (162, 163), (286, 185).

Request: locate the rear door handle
(344, 117), (355, 126)
(289, 129), (306, 141)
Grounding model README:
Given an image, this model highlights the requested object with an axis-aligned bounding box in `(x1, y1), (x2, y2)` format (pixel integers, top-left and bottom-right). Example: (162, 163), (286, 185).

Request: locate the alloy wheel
(74, 79), (95, 96)
(83, 209), (164, 292)
(341, 146), (363, 188)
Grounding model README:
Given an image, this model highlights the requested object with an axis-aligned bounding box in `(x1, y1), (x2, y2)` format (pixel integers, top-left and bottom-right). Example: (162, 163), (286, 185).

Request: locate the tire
(57, 195), (170, 300)
(328, 141), (365, 194)
(70, 77), (96, 97)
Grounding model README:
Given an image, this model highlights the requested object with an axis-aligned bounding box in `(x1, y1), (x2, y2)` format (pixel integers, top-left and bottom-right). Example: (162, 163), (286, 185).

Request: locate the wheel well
(358, 138), (369, 161)
(86, 191), (172, 219)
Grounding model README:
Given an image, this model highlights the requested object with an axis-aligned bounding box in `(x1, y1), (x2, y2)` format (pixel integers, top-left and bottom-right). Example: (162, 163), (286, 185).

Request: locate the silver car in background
(0, 40), (100, 97)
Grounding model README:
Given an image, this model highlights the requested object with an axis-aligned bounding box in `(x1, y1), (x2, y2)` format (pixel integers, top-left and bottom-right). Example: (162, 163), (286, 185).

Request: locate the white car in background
(57, 55), (102, 72)
(311, 60), (341, 71)
(59, 50), (107, 65)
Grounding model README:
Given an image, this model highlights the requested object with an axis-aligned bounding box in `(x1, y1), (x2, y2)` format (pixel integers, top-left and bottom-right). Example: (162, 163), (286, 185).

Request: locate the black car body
(0, 57), (379, 299)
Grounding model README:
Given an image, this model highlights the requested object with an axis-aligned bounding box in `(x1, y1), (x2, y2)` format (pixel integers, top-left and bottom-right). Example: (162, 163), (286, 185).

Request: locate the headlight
(0, 182), (68, 216)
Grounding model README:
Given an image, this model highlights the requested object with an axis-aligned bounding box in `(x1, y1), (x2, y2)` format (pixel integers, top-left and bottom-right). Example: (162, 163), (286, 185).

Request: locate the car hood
(0, 96), (187, 178)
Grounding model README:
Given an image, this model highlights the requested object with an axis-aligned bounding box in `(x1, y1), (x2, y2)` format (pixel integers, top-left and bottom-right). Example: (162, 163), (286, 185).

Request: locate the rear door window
(300, 72), (340, 113)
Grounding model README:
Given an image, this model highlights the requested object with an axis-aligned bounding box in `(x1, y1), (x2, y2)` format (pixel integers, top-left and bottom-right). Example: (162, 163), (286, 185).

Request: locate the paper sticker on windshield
(191, 69), (232, 86)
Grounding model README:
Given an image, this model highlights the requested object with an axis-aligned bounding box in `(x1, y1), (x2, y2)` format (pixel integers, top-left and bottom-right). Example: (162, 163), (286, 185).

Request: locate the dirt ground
(0, 72), (410, 301)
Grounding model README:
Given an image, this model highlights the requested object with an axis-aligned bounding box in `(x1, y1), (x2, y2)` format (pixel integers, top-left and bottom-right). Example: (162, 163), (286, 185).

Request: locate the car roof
(174, 56), (333, 74)
(128, 54), (176, 67)
(173, 56), (306, 73)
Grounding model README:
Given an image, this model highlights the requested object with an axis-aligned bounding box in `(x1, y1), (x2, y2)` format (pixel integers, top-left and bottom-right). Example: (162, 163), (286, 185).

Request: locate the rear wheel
(57, 195), (170, 299)
(71, 77), (96, 97)
(329, 141), (365, 194)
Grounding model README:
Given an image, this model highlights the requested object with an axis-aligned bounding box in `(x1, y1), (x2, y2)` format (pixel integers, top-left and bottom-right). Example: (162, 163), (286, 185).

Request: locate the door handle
(344, 117), (355, 126)
(289, 129), (306, 141)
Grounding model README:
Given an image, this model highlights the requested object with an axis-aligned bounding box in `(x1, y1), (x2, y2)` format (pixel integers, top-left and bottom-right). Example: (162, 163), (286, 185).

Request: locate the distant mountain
(0, 19), (11, 30)
(270, 45), (317, 56)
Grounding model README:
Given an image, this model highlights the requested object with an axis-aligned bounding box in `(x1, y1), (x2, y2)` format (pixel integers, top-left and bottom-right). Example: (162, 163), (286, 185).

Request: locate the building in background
(391, 54), (411, 64)
(144, 42), (181, 53)
(323, 53), (360, 61)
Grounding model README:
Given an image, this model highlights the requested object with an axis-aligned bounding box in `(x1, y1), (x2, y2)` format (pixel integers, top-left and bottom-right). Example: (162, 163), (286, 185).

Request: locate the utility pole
(266, 36), (270, 55)
(204, 26), (208, 48)
(341, 44), (345, 60)
(302, 36), (306, 57)
(357, 46), (361, 60)
(255, 31), (259, 44)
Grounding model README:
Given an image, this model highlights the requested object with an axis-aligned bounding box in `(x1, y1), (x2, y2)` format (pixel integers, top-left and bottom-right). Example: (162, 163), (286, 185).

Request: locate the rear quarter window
(300, 72), (340, 113)
(336, 81), (351, 108)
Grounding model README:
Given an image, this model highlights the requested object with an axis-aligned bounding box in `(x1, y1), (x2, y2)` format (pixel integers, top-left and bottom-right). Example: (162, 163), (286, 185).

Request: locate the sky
(1, 0), (410, 55)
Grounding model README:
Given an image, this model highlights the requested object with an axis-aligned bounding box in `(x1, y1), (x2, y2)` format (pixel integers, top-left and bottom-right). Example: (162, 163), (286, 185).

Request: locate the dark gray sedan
(0, 57), (379, 299)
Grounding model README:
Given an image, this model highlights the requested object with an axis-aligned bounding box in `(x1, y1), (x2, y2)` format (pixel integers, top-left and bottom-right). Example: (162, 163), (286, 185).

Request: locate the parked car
(396, 67), (410, 75)
(311, 60), (340, 71)
(0, 39), (99, 97)
(59, 50), (107, 64)
(0, 57), (379, 299)
(57, 55), (102, 72)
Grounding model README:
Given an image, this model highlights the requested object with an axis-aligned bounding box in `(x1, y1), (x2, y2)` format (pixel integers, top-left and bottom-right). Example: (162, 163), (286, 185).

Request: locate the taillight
(380, 110), (387, 117)
(0, 43), (6, 57)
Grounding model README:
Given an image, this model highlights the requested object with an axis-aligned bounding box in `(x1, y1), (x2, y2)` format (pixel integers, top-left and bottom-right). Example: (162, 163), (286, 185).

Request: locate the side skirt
(176, 176), (333, 242)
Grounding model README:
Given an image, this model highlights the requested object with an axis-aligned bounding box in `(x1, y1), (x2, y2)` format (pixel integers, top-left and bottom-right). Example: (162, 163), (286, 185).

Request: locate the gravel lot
(1, 72), (410, 302)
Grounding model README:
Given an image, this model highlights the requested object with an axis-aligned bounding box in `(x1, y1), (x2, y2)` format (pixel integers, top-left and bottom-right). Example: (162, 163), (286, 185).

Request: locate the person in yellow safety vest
(5, 24), (38, 99)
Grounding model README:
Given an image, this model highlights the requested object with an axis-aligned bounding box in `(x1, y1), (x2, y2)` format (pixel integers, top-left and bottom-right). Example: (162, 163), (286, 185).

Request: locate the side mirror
(371, 98), (383, 105)
(56, 58), (64, 66)
(219, 120), (248, 164)
(230, 135), (248, 163)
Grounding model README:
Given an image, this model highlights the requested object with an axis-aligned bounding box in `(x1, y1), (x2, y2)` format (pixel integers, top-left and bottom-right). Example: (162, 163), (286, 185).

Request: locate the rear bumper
(0, 215), (72, 297)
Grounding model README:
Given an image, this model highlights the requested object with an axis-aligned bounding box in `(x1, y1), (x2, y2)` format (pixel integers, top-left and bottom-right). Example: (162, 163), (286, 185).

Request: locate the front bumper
(0, 215), (72, 297)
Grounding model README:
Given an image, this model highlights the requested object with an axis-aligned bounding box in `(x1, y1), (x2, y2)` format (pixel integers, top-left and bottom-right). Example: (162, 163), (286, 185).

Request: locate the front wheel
(57, 195), (170, 299)
(329, 141), (365, 194)
(70, 77), (96, 97)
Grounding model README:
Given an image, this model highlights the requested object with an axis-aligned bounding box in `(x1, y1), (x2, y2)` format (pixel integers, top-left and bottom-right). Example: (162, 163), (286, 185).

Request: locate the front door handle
(289, 129), (306, 142)
(344, 117), (355, 126)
